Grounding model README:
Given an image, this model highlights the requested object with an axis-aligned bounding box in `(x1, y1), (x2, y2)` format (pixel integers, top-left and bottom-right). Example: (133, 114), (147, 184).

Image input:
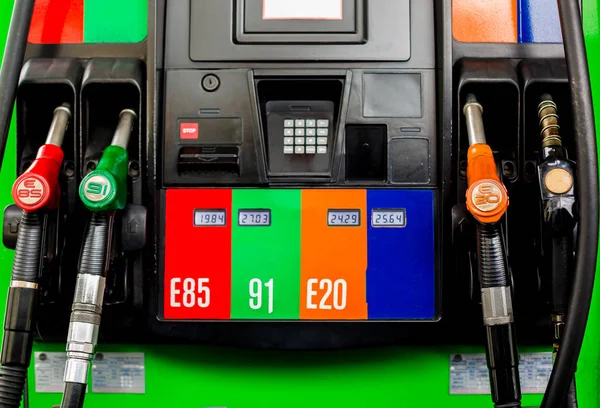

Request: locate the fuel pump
(0, 0), (596, 406)
(0, 104), (70, 407)
(60, 109), (135, 408)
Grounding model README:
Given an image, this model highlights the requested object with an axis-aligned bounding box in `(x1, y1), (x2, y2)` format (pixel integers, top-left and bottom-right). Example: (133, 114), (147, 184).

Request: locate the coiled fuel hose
(60, 109), (136, 408)
(463, 95), (521, 408)
(0, 105), (70, 407)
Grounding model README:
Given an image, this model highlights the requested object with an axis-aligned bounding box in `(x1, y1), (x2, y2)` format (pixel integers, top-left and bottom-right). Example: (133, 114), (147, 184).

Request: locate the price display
(371, 209), (406, 228)
(239, 210), (271, 226)
(194, 209), (226, 226)
(327, 209), (361, 226)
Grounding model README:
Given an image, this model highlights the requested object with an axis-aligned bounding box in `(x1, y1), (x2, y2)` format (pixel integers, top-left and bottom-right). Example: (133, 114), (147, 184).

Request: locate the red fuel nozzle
(12, 105), (71, 212)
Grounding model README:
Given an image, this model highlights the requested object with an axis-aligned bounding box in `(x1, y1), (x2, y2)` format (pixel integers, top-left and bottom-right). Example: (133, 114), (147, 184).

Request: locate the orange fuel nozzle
(463, 95), (509, 224)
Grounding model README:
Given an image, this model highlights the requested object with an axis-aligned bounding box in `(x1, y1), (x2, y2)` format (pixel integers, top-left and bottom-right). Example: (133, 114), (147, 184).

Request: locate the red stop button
(180, 122), (199, 140)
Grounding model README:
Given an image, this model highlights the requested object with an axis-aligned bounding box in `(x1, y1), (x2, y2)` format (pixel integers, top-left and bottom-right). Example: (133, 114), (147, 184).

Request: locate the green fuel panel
(230, 190), (302, 319)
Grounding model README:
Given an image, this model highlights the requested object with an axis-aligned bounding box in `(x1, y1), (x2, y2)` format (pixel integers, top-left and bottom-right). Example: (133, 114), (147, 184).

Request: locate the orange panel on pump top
(452, 0), (518, 43)
(300, 190), (368, 320)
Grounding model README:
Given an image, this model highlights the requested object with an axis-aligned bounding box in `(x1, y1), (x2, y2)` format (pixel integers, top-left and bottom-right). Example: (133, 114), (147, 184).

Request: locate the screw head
(39, 353), (47, 361)
(202, 74), (220, 92)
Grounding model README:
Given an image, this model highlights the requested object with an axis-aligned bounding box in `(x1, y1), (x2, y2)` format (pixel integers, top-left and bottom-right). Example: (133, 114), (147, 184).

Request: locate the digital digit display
(194, 209), (227, 226)
(327, 209), (361, 226)
(262, 0), (343, 20)
(238, 210), (271, 226)
(371, 209), (407, 228)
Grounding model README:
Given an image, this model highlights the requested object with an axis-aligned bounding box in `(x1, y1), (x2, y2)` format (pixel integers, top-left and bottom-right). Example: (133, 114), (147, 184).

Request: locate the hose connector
(64, 273), (106, 385)
(62, 212), (112, 396)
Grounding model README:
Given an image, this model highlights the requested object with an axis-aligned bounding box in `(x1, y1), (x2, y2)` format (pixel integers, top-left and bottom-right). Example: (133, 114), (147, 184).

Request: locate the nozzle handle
(78, 109), (136, 212)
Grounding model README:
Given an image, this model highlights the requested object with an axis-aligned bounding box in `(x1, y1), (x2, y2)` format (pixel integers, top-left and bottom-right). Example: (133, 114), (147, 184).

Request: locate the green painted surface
(83, 0), (148, 43)
(231, 189), (301, 319)
(0, 1), (595, 407)
(80, 145), (129, 211)
(578, 1), (600, 407)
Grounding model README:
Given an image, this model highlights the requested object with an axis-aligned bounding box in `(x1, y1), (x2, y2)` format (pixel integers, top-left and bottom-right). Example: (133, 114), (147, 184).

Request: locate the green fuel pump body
(0, 1), (599, 408)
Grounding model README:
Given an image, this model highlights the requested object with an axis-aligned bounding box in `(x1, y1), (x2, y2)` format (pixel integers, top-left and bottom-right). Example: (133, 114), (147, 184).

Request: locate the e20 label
(169, 278), (210, 308)
(306, 278), (348, 310)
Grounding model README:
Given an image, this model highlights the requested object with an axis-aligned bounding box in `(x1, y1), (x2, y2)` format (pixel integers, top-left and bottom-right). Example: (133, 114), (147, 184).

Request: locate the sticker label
(91, 353), (145, 394)
(450, 353), (553, 394)
(262, 0), (343, 20)
(34, 352), (67, 393)
(15, 177), (45, 206)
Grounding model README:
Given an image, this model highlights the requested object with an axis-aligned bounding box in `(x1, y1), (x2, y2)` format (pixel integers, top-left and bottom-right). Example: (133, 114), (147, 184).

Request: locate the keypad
(284, 118), (329, 155)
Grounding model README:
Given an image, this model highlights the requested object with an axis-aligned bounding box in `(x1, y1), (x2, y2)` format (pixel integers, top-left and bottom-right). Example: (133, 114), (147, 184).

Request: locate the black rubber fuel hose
(60, 383), (86, 408)
(478, 225), (508, 288)
(478, 224), (521, 408)
(0, 0), (35, 171)
(541, 1), (599, 407)
(0, 211), (42, 408)
(551, 235), (573, 317)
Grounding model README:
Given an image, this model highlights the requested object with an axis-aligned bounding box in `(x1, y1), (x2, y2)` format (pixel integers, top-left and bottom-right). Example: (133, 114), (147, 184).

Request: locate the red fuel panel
(164, 189), (232, 319)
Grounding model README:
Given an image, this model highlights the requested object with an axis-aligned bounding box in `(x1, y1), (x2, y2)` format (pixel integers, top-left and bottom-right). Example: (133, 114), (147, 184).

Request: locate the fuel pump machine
(159, 0), (438, 331)
(0, 0), (598, 407)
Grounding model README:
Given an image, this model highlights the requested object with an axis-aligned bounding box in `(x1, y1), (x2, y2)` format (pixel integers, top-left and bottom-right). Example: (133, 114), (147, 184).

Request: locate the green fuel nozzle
(79, 109), (136, 211)
(61, 109), (137, 408)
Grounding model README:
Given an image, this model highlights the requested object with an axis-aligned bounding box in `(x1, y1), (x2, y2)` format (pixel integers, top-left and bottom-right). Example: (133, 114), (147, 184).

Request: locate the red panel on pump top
(164, 189), (232, 319)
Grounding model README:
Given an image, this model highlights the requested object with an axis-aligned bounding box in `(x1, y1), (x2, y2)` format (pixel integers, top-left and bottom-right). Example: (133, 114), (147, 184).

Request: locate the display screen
(327, 209), (361, 226)
(194, 210), (227, 226)
(371, 209), (406, 228)
(262, 0), (343, 20)
(239, 210), (272, 226)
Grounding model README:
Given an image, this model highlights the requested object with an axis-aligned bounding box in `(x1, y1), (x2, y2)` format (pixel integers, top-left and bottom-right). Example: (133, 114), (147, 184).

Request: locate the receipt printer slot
(178, 146), (240, 175)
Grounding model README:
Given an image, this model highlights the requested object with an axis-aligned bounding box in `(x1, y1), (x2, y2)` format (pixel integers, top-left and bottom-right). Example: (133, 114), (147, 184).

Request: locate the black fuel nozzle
(536, 95), (578, 358)
(0, 104), (71, 408)
(463, 95), (522, 408)
(60, 109), (136, 408)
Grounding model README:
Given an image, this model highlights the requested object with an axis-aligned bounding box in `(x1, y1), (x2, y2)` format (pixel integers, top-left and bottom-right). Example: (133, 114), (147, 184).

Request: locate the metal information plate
(449, 353), (553, 394)
(34, 352), (68, 393)
(91, 352), (145, 394)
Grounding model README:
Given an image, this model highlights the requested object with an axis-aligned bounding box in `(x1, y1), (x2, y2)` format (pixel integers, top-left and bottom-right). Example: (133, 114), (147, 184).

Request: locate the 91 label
(170, 278), (210, 308)
(249, 278), (274, 314)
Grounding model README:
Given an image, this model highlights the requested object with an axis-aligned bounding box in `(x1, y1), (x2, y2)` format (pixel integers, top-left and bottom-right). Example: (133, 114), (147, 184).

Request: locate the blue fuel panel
(518, 0), (563, 43)
(366, 190), (436, 319)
